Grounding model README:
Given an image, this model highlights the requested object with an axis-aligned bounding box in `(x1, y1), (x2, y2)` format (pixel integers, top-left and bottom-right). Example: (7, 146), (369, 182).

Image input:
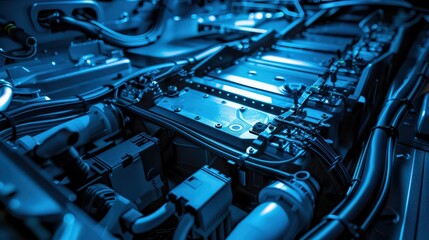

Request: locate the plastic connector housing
(168, 166), (232, 233)
(90, 133), (164, 210)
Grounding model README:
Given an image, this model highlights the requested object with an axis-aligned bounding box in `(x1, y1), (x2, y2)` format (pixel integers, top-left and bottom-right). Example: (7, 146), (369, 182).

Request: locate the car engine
(1, 1), (429, 239)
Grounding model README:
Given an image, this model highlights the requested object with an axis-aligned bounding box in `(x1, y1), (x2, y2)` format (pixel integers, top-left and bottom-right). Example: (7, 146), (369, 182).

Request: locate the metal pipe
(0, 79), (13, 112)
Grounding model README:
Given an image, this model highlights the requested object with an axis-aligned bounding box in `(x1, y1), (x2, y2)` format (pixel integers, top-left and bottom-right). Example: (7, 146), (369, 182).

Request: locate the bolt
(215, 123), (222, 128)
(203, 94), (209, 98)
(174, 107), (181, 112)
(248, 70), (257, 75)
(167, 85), (178, 95)
(239, 106), (246, 111)
(195, 116), (201, 120)
(321, 114), (328, 119)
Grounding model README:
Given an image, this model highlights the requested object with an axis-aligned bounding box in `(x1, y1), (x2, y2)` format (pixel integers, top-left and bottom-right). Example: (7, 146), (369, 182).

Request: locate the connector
(169, 166), (232, 238)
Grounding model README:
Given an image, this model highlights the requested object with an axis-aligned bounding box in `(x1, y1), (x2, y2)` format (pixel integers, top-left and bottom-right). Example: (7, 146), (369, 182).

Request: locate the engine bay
(1, 1), (429, 239)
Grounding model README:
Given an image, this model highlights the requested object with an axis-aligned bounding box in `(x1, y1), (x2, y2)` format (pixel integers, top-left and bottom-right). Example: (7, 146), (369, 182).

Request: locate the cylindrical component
(52, 147), (91, 183)
(80, 184), (117, 221)
(33, 128), (90, 183)
(12, 28), (37, 47)
(173, 213), (195, 240)
(130, 201), (176, 234)
(33, 128), (79, 158)
(227, 202), (291, 240)
(227, 175), (319, 240)
(17, 103), (123, 151)
(4, 23), (37, 47)
(0, 79), (13, 112)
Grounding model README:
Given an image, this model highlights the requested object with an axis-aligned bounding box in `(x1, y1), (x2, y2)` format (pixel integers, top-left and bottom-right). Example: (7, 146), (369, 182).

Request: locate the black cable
(302, 132), (350, 188)
(0, 111), (16, 140)
(0, 43), (220, 140)
(0, 22), (38, 59)
(75, 95), (89, 113)
(0, 86), (111, 140)
(51, 1), (168, 48)
(302, 38), (429, 239)
(124, 105), (295, 179)
(0, 45), (37, 59)
(0, 114), (80, 141)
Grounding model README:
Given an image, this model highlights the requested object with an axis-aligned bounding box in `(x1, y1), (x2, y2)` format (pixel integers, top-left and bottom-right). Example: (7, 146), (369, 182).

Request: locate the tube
(0, 79), (13, 112)
(227, 202), (291, 240)
(16, 103), (123, 151)
(302, 35), (429, 239)
(228, 177), (319, 240)
(131, 201), (176, 234)
(173, 213), (195, 240)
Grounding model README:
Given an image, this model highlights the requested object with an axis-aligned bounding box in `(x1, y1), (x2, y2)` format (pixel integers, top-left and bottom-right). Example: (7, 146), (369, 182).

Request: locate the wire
(318, 0), (429, 15)
(0, 37), (224, 140)
(52, 2), (169, 48)
(302, 35), (429, 239)
(320, 0), (412, 8)
(124, 105), (295, 179)
(0, 86), (111, 140)
(173, 213), (195, 240)
(0, 45), (37, 59)
(233, 2), (301, 18)
(0, 22), (38, 59)
(0, 114), (81, 141)
(131, 201), (176, 234)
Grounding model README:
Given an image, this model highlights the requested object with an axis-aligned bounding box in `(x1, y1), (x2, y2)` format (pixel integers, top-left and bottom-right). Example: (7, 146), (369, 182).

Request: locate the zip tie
(75, 95), (88, 113)
(349, 178), (361, 186)
(386, 98), (412, 109)
(370, 125), (399, 138)
(328, 156), (342, 172)
(324, 214), (363, 239)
